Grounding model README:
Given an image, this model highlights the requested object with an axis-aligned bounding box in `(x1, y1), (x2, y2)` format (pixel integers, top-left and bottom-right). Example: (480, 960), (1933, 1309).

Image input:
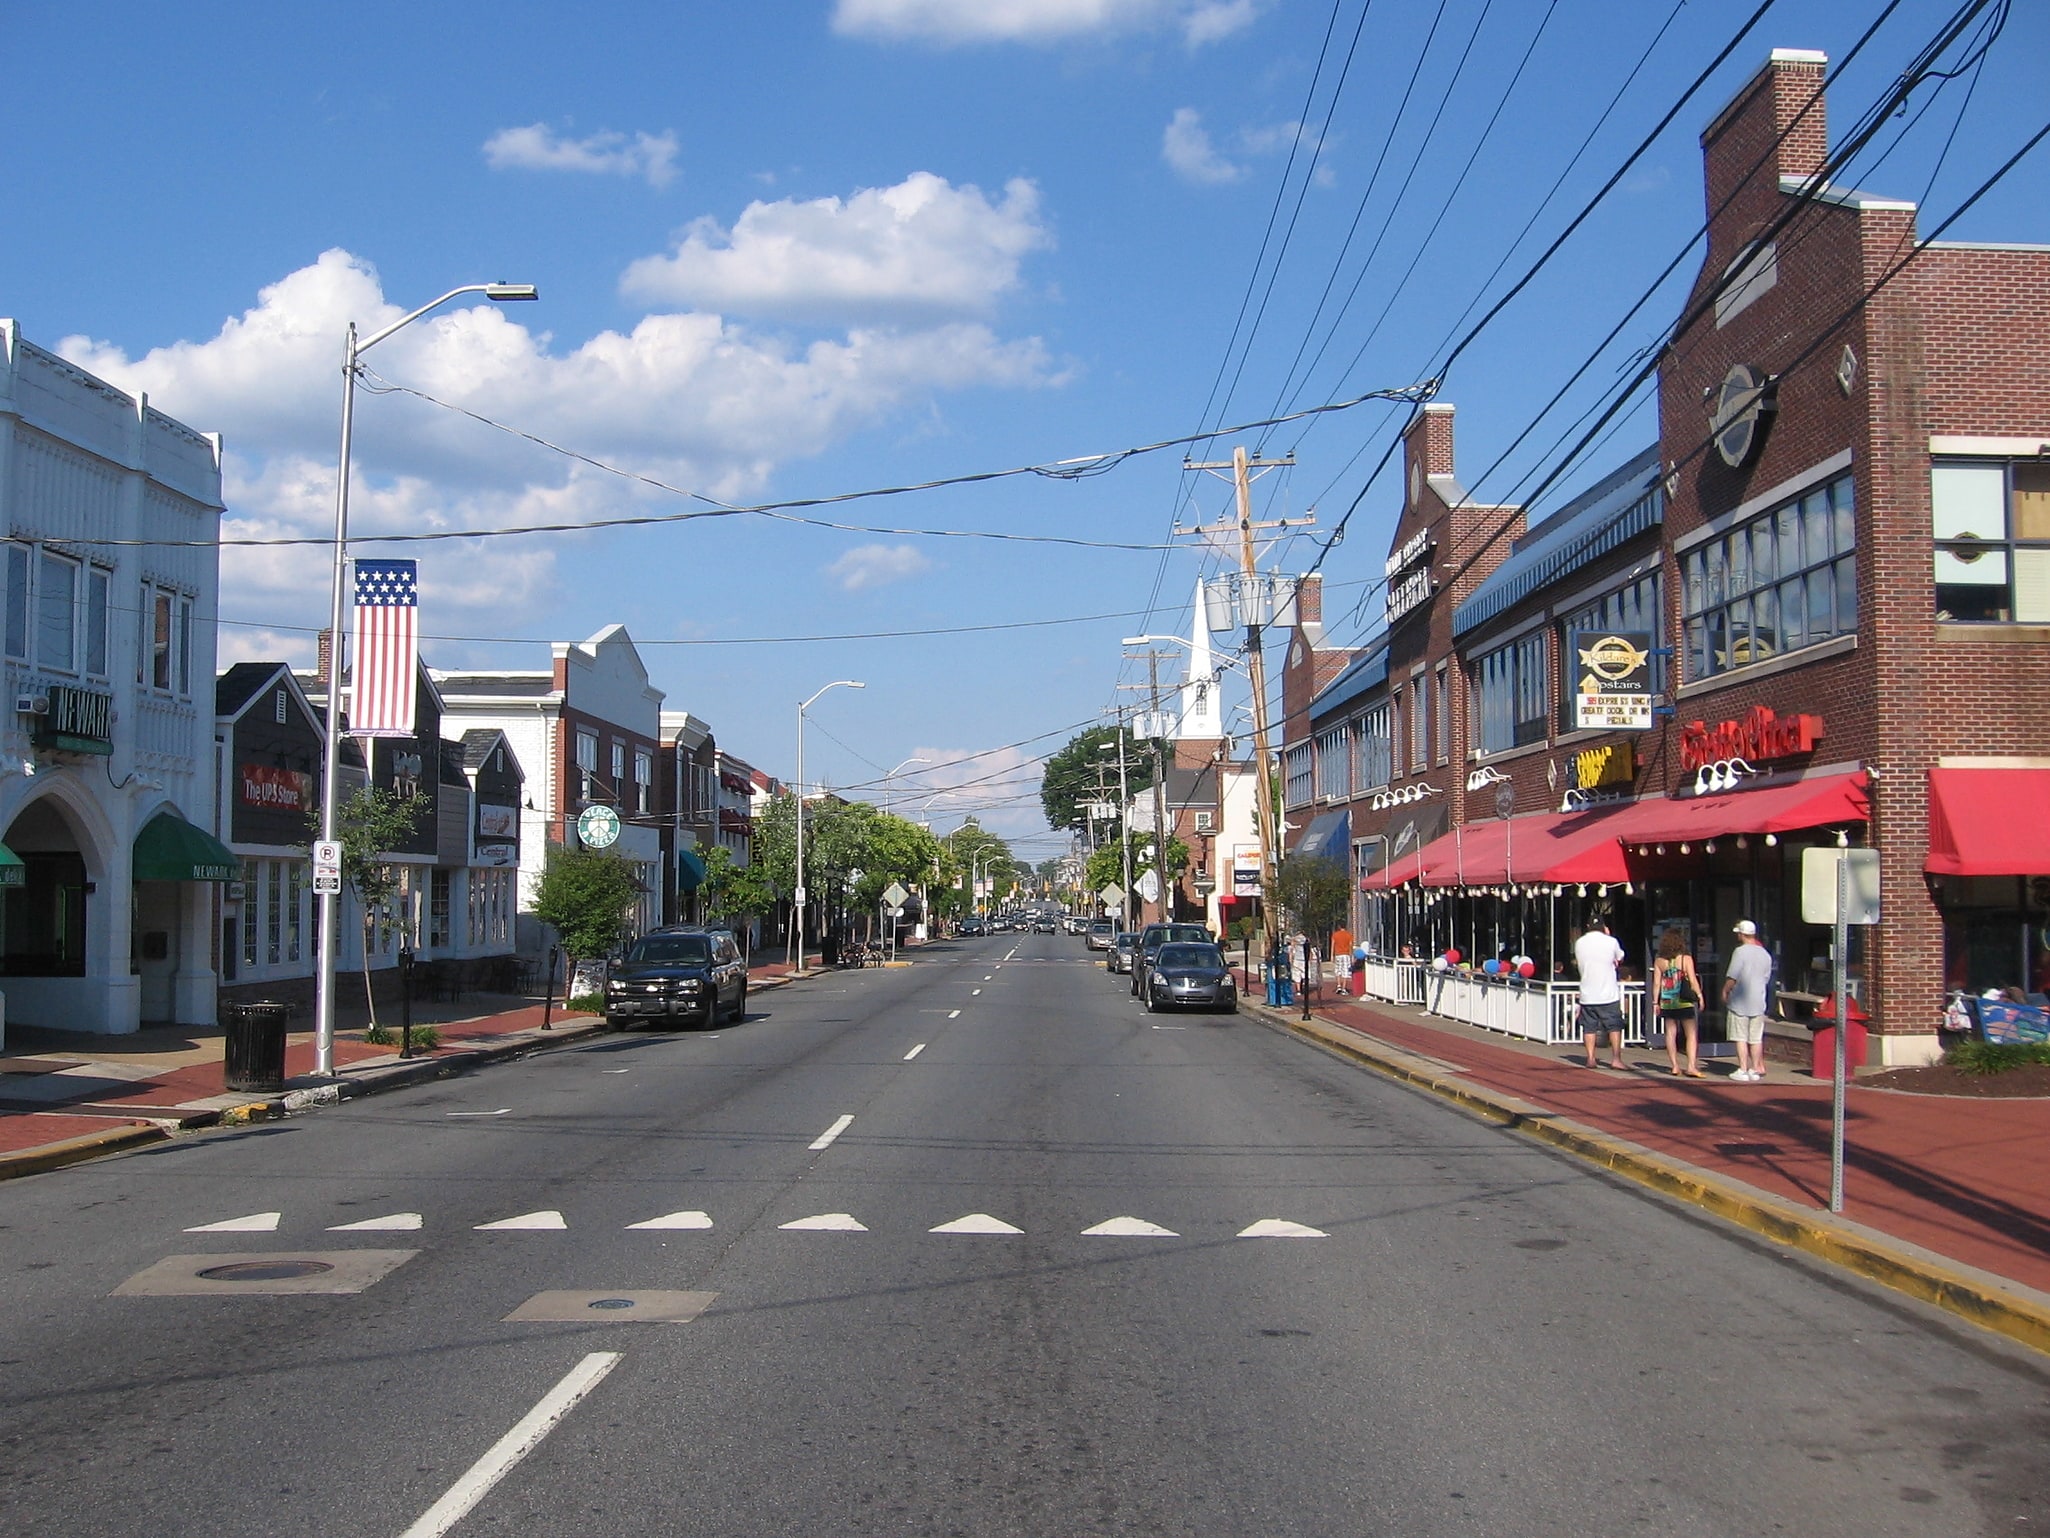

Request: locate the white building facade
(0, 321), (229, 1042)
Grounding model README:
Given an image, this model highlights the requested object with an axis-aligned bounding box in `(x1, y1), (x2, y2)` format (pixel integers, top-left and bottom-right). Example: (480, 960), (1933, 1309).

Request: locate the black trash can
(222, 1002), (290, 1093)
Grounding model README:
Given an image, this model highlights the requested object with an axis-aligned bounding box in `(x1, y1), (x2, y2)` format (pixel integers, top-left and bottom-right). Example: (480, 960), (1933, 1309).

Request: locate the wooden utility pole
(1181, 446), (1308, 969)
(1118, 646), (1179, 925)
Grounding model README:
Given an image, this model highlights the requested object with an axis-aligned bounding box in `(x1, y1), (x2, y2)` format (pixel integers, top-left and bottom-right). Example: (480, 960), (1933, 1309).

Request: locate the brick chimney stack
(1701, 49), (1829, 265)
(316, 628), (333, 686)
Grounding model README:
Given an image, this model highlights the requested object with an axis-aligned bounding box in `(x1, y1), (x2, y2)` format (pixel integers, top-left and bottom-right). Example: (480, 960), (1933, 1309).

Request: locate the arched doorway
(3, 797), (90, 980)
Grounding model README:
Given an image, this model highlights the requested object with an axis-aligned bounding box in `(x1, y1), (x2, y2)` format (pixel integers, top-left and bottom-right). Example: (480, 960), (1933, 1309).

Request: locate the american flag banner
(350, 559), (418, 737)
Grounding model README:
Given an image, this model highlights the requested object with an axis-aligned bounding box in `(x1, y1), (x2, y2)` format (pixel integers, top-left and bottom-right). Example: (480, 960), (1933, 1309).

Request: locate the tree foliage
(1039, 725), (1160, 833)
(1272, 853), (1351, 941)
(311, 786), (426, 1026)
(531, 843), (643, 961)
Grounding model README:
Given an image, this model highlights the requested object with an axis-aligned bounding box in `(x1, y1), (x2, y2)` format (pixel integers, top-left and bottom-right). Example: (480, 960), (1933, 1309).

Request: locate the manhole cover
(197, 1260), (337, 1282)
(115, 1250), (418, 1297)
(503, 1289), (718, 1323)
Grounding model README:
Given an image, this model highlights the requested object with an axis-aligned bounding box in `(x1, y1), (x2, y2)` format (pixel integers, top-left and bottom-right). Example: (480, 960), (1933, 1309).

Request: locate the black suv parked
(604, 927), (747, 1029)
(1131, 923), (1217, 1003)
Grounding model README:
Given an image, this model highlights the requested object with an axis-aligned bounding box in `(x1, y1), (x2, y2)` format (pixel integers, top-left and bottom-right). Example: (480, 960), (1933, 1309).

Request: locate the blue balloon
(1483, 958), (1501, 974)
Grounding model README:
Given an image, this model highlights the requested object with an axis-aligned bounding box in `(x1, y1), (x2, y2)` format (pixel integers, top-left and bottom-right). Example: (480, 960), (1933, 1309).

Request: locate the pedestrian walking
(1574, 914), (1629, 1070)
(1654, 928), (1705, 1077)
(1722, 920), (1775, 1082)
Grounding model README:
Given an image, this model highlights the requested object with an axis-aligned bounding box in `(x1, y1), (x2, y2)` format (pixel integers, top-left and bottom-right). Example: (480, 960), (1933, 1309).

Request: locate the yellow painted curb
(0, 1121), (168, 1181)
(1249, 1001), (2050, 1358)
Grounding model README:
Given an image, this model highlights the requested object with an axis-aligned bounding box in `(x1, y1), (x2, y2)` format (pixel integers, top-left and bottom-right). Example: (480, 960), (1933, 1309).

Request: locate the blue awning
(1295, 809), (1350, 865)
(1453, 447), (1663, 638)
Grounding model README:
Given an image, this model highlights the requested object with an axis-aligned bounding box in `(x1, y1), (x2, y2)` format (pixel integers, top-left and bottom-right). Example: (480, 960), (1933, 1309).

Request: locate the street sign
(1136, 870), (1160, 904)
(889, 906), (905, 919)
(883, 881), (909, 908)
(313, 839), (342, 895)
(1099, 883), (1125, 908)
(577, 805), (621, 850)
(1801, 848), (1880, 925)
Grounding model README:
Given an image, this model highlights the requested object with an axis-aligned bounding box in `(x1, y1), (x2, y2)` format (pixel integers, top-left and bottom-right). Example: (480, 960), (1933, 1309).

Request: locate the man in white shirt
(1575, 915), (1629, 1070)
(1722, 920), (1776, 1082)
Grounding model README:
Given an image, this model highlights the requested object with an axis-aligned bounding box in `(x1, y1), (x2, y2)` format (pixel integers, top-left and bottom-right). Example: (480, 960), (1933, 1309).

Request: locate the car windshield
(1156, 944), (1224, 969)
(627, 935), (713, 966)
(1149, 926), (1211, 948)
(1115, 933), (1137, 946)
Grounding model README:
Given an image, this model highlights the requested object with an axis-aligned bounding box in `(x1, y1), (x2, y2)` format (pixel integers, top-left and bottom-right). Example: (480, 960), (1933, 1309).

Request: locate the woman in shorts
(1655, 928), (1705, 1078)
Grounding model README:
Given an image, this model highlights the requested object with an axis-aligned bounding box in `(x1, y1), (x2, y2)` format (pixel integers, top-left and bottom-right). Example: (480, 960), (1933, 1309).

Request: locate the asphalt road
(2, 931), (2046, 1537)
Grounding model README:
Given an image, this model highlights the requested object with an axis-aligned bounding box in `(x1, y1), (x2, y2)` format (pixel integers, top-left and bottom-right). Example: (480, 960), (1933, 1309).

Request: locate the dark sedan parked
(1142, 942), (1236, 1013)
(1106, 931), (1138, 974)
(604, 928), (747, 1029)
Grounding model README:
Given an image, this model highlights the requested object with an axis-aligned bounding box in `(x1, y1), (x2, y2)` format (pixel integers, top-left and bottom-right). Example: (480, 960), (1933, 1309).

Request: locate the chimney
(1702, 50), (1829, 257)
(316, 628), (333, 686)
(1403, 403), (1458, 504)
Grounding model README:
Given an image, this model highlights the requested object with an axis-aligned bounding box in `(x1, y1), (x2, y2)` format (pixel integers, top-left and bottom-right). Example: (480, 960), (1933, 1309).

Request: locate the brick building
(1279, 49), (2050, 1063)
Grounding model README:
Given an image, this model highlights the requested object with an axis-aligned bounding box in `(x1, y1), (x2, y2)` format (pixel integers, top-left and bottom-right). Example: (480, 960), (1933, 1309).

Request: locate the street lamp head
(1122, 634), (1187, 648)
(485, 284), (540, 301)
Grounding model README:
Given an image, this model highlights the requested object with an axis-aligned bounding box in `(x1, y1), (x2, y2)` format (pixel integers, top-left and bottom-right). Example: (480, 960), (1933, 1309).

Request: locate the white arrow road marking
(475, 1210), (568, 1231)
(1081, 1217), (1178, 1237)
(446, 1109), (511, 1117)
(904, 1044), (926, 1060)
(399, 1351), (622, 1538)
(930, 1214), (1023, 1235)
(185, 1212), (280, 1233)
(809, 1114), (854, 1151)
(779, 1213), (867, 1231)
(328, 1212), (423, 1232)
(627, 1211), (713, 1230)
(1237, 1219), (1329, 1239)
(948, 1010), (960, 1018)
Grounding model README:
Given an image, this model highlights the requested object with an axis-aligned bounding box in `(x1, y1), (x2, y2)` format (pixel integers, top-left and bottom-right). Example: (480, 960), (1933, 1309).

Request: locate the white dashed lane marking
(185, 1212), (280, 1233)
(904, 1044), (926, 1060)
(626, 1210), (714, 1231)
(329, 1212), (423, 1232)
(475, 1210), (568, 1231)
(780, 1213), (868, 1232)
(947, 1009), (961, 1018)
(177, 1209), (1330, 1238)
(809, 1114), (855, 1151)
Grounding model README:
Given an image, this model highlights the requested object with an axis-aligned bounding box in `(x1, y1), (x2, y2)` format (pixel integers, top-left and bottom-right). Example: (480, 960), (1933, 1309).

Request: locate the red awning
(1927, 768), (2050, 876)
(1411, 807), (1636, 889)
(1610, 770), (1870, 847)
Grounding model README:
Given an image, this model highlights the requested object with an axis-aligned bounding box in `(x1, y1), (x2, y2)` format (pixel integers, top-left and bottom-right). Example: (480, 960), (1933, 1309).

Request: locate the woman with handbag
(1655, 928), (1705, 1077)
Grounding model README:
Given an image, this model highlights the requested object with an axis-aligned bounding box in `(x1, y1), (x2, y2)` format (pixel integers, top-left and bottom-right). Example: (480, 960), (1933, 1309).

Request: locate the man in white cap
(1722, 920), (1774, 1082)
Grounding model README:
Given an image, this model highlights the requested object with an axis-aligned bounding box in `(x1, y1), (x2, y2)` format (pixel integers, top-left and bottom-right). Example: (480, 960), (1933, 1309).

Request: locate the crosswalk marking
(329, 1212), (424, 1232)
(780, 1213), (867, 1231)
(930, 1213), (1023, 1235)
(626, 1210), (713, 1230)
(475, 1210), (568, 1231)
(186, 1212), (280, 1233)
(1081, 1216), (1178, 1237)
(1238, 1219), (1328, 1238)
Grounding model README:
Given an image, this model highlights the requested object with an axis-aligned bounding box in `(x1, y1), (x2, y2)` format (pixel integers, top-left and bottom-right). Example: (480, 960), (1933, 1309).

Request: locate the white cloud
(1162, 108), (1242, 184)
(61, 246), (1059, 645)
(831, 0), (1259, 45)
(825, 542), (934, 592)
(483, 123), (680, 187)
(621, 172), (1051, 322)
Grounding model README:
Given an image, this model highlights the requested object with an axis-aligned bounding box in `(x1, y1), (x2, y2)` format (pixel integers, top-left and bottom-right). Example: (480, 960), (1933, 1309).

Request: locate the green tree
(531, 843), (643, 999)
(313, 786), (426, 1028)
(699, 846), (777, 955)
(1039, 725), (1159, 833)
(1272, 853), (1351, 945)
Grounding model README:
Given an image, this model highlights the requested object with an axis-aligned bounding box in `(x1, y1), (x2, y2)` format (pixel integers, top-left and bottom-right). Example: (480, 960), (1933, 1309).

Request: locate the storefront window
(1684, 473), (1856, 678)
(1471, 631), (1547, 754)
(1933, 460), (2050, 623)
(1283, 742), (1313, 810)
(429, 869), (452, 949)
(1314, 726), (1350, 801)
(1352, 702), (1391, 791)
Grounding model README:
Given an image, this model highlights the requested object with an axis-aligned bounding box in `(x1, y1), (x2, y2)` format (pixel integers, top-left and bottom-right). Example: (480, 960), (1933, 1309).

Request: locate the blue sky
(6, 0), (2042, 851)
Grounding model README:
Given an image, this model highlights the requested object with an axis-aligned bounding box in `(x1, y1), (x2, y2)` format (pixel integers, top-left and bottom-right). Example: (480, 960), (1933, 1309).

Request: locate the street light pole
(312, 282), (537, 1077)
(794, 679), (864, 974)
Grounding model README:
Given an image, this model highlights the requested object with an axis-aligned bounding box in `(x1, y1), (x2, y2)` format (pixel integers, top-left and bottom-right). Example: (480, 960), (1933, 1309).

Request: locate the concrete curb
(0, 1121), (170, 1180)
(1242, 997), (2050, 1358)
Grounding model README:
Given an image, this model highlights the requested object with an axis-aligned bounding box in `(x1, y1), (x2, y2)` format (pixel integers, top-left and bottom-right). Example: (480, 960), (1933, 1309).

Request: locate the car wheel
(605, 1013), (624, 1031)
(1145, 989), (1162, 1013)
(728, 986), (747, 1024)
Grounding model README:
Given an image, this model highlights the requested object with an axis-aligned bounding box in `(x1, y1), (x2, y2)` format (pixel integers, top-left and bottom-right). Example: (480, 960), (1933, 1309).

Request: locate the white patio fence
(1360, 953), (1647, 1045)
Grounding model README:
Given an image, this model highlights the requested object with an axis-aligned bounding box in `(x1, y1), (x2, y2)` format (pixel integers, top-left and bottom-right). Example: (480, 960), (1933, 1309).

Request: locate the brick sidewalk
(1276, 981), (2050, 1298)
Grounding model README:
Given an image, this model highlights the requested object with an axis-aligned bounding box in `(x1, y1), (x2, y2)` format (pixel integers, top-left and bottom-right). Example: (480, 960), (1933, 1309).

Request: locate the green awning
(134, 813), (238, 882)
(0, 841), (21, 889)
(677, 847), (709, 892)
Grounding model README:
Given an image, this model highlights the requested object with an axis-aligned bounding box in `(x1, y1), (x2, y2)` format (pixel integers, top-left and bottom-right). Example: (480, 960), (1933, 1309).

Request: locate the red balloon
(1518, 960), (1536, 978)
(1444, 948), (1462, 965)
